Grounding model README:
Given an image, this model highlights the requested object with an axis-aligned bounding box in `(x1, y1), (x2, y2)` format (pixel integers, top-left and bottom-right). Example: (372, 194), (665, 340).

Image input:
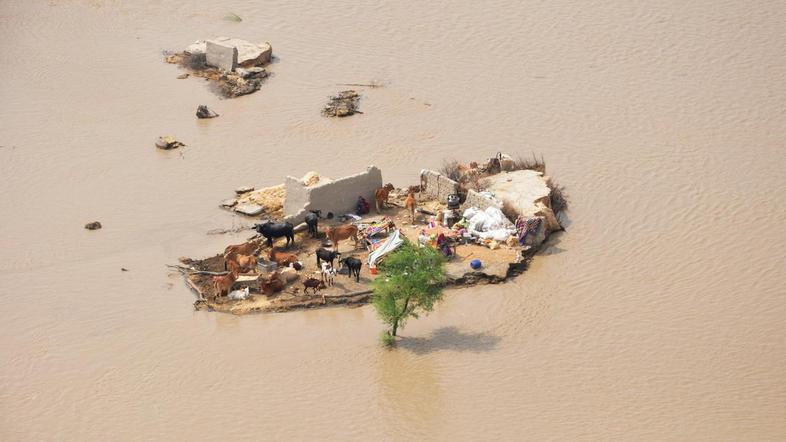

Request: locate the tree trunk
(392, 296), (411, 337)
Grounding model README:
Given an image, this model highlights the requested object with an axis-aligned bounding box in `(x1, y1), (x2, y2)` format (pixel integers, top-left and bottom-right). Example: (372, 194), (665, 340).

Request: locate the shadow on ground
(398, 326), (501, 355)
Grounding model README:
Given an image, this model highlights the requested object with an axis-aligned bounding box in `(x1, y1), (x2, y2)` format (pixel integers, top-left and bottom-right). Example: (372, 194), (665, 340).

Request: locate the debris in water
(224, 12), (242, 22)
(220, 198), (238, 208)
(84, 221), (102, 230)
(323, 90), (362, 117)
(196, 105), (219, 119)
(336, 81), (385, 88)
(164, 37), (272, 98)
(121, 268), (129, 272)
(155, 136), (185, 150)
(177, 73), (189, 79)
(235, 186), (254, 195)
(234, 203), (264, 216)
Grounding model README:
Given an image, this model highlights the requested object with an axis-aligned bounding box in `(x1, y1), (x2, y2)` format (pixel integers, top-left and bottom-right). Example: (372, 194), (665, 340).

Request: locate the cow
(404, 192), (417, 223)
(374, 183), (395, 213)
(315, 247), (341, 269)
(304, 210), (322, 238)
(212, 270), (238, 298)
(268, 248), (299, 266)
(261, 273), (284, 295)
(223, 238), (262, 263)
(324, 224), (359, 251)
(226, 254), (257, 274)
(339, 257), (363, 283)
(254, 221), (295, 248)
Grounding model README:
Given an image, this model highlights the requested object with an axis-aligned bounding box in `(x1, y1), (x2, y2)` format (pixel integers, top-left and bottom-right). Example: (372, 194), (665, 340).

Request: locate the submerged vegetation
(546, 177), (569, 219)
(372, 242), (446, 344)
(507, 154), (546, 174)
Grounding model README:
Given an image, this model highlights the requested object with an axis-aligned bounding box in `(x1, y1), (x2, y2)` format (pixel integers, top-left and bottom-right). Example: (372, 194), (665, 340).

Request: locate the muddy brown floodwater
(1, 1), (785, 440)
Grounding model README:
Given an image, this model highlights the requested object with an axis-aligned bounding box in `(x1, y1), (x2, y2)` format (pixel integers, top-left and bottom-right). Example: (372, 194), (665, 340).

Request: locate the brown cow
(261, 273), (284, 295)
(224, 238), (262, 262)
(268, 248), (299, 266)
(325, 224), (359, 251)
(404, 192), (417, 223)
(374, 183), (395, 213)
(226, 254), (258, 274)
(212, 270), (238, 298)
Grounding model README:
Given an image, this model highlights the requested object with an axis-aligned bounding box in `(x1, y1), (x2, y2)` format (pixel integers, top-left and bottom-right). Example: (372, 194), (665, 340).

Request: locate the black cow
(304, 210), (322, 238)
(254, 221), (295, 248)
(316, 247), (341, 268)
(340, 257), (363, 282)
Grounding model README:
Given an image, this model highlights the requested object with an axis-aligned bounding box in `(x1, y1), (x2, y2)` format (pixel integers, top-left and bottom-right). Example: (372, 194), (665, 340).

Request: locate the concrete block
(206, 40), (238, 72)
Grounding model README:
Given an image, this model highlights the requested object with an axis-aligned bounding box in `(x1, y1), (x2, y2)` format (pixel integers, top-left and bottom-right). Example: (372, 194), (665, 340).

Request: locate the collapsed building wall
(420, 168), (561, 234)
(420, 170), (459, 202)
(420, 170), (499, 212)
(463, 189), (502, 212)
(284, 166), (383, 224)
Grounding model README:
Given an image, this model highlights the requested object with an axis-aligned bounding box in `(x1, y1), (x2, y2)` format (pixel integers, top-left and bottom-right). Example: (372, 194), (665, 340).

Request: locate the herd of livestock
(212, 182), (419, 303)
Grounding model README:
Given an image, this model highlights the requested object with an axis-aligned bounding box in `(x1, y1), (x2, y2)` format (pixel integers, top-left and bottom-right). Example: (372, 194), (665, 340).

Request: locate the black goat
(316, 247), (341, 269)
(304, 210), (322, 238)
(254, 221), (294, 248)
(340, 257), (363, 282)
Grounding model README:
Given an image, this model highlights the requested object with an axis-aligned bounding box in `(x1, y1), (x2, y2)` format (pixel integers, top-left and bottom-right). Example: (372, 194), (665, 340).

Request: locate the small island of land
(171, 153), (567, 315)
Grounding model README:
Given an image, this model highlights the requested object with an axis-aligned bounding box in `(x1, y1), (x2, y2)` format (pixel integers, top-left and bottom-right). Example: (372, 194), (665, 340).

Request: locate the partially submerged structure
(322, 90), (362, 117)
(173, 154), (566, 315)
(165, 37), (273, 98)
(219, 166), (383, 223)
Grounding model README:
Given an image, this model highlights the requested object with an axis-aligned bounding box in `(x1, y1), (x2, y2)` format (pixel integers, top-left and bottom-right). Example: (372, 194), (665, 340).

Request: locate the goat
(321, 262), (336, 286)
(303, 278), (326, 295)
(339, 257), (363, 283)
(404, 192), (417, 223)
(374, 183), (395, 213)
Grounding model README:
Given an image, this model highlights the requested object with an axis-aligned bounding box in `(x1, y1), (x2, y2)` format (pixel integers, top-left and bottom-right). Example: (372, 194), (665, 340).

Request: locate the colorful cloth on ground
(516, 216), (542, 245)
(363, 217), (394, 238)
(368, 229), (404, 266)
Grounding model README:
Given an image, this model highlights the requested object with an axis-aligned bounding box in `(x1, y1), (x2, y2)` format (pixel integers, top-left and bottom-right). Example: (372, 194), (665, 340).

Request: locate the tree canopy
(372, 241), (446, 342)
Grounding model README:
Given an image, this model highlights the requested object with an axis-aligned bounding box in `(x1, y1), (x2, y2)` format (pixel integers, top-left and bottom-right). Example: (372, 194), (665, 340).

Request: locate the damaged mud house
(166, 36), (273, 97)
(173, 154), (566, 315)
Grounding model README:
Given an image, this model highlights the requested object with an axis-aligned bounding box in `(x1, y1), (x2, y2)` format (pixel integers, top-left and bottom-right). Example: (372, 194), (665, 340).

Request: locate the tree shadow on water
(397, 326), (501, 355)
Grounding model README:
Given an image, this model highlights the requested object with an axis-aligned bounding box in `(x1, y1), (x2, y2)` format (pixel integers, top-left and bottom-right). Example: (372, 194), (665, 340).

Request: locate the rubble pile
(165, 37), (273, 98)
(322, 90), (361, 117)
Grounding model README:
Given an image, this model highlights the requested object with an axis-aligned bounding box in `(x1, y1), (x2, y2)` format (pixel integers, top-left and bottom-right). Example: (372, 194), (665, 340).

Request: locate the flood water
(1, 1), (785, 440)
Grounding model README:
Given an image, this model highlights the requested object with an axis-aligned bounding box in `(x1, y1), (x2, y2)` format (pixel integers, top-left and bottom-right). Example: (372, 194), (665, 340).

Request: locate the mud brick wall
(420, 170), (459, 203)
(462, 189), (501, 211)
(284, 166), (383, 224)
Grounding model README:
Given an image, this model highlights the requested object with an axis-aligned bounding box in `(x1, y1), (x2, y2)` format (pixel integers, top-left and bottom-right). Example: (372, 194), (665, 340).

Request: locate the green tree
(372, 242), (446, 344)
